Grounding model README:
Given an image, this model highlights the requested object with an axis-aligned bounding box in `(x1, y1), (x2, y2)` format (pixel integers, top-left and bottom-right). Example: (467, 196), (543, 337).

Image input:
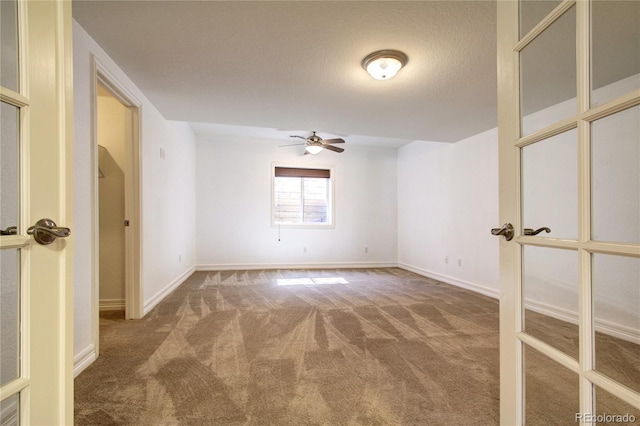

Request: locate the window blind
(275, 167), (330, 179)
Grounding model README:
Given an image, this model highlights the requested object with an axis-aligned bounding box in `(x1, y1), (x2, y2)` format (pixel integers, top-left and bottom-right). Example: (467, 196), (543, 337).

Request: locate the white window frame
(271, 162), (335, 228)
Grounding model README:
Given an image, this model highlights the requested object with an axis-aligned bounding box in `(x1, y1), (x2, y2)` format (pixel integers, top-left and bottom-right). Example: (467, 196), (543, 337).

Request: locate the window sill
(272, 222), (335, 229)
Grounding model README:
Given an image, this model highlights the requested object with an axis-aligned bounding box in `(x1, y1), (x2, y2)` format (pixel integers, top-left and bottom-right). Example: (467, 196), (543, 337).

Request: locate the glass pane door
(1, 1), (74, 422)
(0, 1), (26, 424)
(0, 0), (19, 91)
(512, 0), (640, 423)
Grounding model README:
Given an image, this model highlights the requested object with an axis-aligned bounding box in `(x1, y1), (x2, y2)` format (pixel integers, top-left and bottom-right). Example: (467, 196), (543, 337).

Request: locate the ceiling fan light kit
(305, 145), (323, 155)
(280, 131), (346, 155)
(362, 50), (408, 80)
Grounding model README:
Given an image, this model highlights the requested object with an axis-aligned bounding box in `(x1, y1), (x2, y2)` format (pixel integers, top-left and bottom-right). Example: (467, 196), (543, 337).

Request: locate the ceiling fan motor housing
(308, 134), (322, 143)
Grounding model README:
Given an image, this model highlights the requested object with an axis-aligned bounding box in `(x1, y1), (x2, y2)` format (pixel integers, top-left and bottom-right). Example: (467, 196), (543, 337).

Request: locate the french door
(0, 1), (74, 424)
(497, 0), (639, 424)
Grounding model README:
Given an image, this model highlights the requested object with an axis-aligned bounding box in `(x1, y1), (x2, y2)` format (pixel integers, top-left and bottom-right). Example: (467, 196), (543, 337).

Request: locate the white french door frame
(91, 56), (143, 344)
(498, 0), (640, 424)
(0, 0), (74, 423)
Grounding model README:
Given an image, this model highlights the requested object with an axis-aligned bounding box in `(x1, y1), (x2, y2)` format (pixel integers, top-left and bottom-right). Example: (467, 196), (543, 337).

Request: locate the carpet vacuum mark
(76, 268), (502, 425)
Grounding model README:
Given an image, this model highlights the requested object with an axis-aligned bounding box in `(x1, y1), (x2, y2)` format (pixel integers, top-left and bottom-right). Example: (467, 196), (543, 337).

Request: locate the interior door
(497, 0), (640, 424)
(0, 1), (74, 424)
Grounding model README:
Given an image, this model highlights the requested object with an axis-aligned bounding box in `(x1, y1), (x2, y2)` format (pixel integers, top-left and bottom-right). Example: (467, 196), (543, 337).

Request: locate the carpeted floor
(76, 269), (501, 425)
(75, 268), (639, 425)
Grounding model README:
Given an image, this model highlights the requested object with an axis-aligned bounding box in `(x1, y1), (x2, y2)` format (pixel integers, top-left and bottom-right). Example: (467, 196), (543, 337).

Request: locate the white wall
(398, 75), (639, 341)
(142, 120), (197, 311)
(72, 21), (96, 373)
(97, 93), (129, 306)
(397, 129), (500, 297)
(195, 137), (398, 268)
(73, 21), (197, 374)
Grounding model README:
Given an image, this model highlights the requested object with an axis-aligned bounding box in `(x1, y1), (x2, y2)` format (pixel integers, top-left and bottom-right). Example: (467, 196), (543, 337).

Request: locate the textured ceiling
(73, 1), (497, 145)
(72, 1), (638, 146)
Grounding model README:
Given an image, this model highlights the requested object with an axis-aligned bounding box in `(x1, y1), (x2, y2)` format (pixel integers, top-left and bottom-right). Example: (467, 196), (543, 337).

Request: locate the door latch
(27, 218), (71, 245)
(491, 223), (514, 241)
(0, 226), (17, 236)
(524, 227), (551, 236)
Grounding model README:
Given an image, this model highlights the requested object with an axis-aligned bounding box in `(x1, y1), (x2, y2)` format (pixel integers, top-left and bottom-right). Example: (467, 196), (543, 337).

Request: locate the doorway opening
(97, 83), (129, 316)
(92, 62), (142, 357)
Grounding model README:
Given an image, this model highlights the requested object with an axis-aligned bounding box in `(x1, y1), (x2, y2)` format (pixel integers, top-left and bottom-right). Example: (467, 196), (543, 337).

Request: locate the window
(272, 165), (334, 227)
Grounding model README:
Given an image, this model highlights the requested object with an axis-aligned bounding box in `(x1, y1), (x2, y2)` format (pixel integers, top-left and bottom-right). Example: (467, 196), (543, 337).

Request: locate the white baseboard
(397, 263), (640, 345)
(525, 299), (640, 345)
(195, 261), (398, 271)
(398, 262), (500, 299)
(143, 266), (195, 316)
(99, 298), (125, 311)
(399, 263), (639, 344)
(74, 343), (97, 378)
(596, 320), (640, 345)
(523, 299), (577, 325)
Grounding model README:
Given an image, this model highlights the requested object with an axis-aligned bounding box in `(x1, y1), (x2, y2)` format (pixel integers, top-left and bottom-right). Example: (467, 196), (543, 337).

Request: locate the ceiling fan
(280, 131), (345, 155)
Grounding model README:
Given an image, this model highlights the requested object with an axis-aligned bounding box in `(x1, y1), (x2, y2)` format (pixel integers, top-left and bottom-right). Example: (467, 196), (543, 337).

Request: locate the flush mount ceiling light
(362, 50), (408, 80)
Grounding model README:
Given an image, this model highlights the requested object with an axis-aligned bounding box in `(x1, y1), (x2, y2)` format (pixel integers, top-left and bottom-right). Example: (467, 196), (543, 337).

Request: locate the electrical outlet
(445, 256), (449, 264)
(303, 246), (307, 253)
(160, 148), (165, 159)
(364, 247), (369, 253)
(179, 254), (182, 263)
(457, 258), (462, 267)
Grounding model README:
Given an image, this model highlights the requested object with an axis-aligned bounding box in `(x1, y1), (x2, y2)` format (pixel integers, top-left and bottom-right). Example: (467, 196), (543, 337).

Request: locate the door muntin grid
(516, 0), (640, 421)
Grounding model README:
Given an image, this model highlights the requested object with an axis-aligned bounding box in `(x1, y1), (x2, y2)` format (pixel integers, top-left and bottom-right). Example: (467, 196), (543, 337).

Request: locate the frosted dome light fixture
(305, 145), (323, 155)
(362, 50), (408, 80)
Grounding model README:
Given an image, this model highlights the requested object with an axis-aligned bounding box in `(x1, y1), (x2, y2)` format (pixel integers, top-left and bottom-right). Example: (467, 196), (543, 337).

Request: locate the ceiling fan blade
(321, 138), (345, 144)
(279, 143), (307, 147)
(290, 135), (309, 141)
(323, 144), (344, 153)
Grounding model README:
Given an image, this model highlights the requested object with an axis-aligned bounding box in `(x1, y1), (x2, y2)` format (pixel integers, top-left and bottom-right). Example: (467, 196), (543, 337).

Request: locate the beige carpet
(75, 268), (638, 425)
